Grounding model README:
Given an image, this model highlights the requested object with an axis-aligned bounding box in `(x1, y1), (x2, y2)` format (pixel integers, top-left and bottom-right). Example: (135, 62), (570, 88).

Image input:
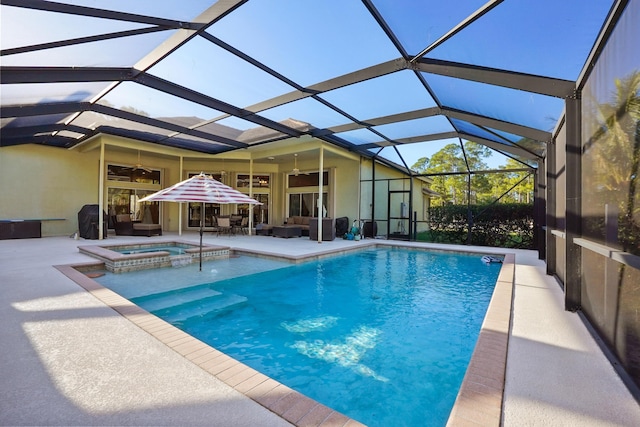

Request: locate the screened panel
(450, 118), (512, 145)
(426, 0), (615, 80)
(259, 97), (350, 130)
(375, 147), (406, 168)
(395, 138), (461, 172)
(424, 73), (564, 131)
(98, 82), (225, 123)
(2, 82), (107, 106)
(0, 5), (152, 50)
(319, 71), (437, 122)
(581, 0), (640, 255)
(372, 116), (455, 141)
(335, 128), (383, 146)
(371, 0), (488, 56)
(147, 35), (295, 108)
(45, 0), (214, 21)
(2, 30), (175, 68)
(208, 0), (400, 87)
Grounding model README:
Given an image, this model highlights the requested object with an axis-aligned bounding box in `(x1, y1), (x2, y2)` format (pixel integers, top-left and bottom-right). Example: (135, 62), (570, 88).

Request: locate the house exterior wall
(0, 144), (99, 236)
(0, 136), (368, 237)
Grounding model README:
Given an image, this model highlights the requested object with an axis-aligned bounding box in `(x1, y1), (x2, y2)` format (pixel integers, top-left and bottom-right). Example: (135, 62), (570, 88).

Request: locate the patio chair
(216, 216), (232, 236)
(114, 214), (134, 235)
(235, 216), (249, 235)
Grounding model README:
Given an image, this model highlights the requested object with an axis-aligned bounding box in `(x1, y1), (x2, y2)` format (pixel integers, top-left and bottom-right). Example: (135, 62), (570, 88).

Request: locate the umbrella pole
(199, 202), (203, 271)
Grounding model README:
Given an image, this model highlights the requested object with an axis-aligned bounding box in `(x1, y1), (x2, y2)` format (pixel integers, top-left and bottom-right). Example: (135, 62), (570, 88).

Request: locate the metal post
(565, 94), (582, 312)
(535, 162), (546, 259)
(317, 146), (324, 243)
(546, 143), (557, 275)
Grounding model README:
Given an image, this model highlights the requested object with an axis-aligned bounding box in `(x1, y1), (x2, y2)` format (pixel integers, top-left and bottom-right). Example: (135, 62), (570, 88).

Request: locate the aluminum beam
(4, 0), (202, 28)
(413, 58), (576, 99)
(443, 107), (552, 142)
(0, 66), (134, 84)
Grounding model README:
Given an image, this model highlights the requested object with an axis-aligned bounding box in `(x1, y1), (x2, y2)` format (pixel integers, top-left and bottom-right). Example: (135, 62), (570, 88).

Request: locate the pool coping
(77, 239), (231, 273)
(55, 243), (514, 427)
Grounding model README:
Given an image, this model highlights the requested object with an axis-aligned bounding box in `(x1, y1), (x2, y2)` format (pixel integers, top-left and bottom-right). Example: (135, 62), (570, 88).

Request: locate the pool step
(151, 293), (248, 324)
(132, 287), (222, 312)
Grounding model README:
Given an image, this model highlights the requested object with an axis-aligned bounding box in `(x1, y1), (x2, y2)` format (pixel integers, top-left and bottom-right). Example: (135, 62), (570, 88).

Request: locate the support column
(179, 156), (183, 236)
(317, 146), (324, 243)
(98, 141), (105, 240)
(535, 161), (546, 260)
(546, 143), (557, 274)
(565, 94), (582, 312)
(249, 158), (253, 236)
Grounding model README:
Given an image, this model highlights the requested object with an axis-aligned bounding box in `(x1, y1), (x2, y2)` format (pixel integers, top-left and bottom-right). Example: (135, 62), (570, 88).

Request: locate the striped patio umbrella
(139, 173), (261, 270)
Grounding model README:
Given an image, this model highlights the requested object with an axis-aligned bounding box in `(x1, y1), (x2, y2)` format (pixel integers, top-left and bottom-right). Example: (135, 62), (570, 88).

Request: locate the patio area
(1, 233), (639, 426)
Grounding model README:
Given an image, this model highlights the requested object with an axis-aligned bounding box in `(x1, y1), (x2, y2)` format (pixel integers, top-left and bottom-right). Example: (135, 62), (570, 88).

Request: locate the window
(237, 174), (270, 188)
(288, 171), (328, 188)
(107, 164), (160, 184)
(288, 192), (327, 218)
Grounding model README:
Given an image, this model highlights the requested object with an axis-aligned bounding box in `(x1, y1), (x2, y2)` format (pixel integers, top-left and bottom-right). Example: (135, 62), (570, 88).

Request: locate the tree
(484, 158), (534, 204)
(412, 141), (491, 204)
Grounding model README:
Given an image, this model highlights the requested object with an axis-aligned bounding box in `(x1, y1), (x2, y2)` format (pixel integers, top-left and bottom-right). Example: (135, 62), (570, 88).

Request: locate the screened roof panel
(372, 116), (455, 141)
(98, 82), (224, 122)
(165, 133), (232, 153)
(335, 128), (384, 146)
(426, 0), (615, 80)
(424, 73), (564, 131)
(213, 116), (261, 132)
(370, 0), (489, 56)
(450, 118), (512, 146)
(395, 138), (461, 172)
(259, 97), (350, 130)
(3, 112), (74, 130)
(375, 146), (405, 167)
(208, 0), (400, 87)
(0, 0), (624, 173)
(2, 82), (108, 106)
(45, 0), (215, 22)
(147, 35), (296, 108)
(2, 30), (176, 67)
(71, 111), (176, 137)
(319, 71), (437, 122)
(0, 5), (152, 50)
(487, 128), (524, 144)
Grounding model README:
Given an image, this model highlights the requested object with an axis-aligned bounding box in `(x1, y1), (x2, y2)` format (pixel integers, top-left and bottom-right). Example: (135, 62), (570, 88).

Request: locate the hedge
(418, 203), (534, 249)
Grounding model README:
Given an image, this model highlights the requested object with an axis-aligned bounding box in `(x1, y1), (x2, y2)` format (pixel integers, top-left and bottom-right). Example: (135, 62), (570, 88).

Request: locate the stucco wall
(1, 138), (366, 237)
(0, 144), (99, 236)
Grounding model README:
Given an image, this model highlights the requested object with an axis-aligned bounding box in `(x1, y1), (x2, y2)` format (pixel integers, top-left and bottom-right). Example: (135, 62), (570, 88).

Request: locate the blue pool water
(96, 247), (501, 426)
(114, 245), (187, 255)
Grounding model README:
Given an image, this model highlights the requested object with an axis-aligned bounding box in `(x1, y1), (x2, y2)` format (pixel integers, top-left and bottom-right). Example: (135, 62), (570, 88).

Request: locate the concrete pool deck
(1, 233), (639, 426)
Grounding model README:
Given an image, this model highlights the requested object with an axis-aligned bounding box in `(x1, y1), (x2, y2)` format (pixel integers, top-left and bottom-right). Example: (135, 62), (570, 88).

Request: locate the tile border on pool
(77, 239), (231, 273)
(56, 244), (515, 427)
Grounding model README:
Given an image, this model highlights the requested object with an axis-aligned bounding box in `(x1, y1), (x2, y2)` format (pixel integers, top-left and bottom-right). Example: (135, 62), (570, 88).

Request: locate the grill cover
(77, 204), (107, 239)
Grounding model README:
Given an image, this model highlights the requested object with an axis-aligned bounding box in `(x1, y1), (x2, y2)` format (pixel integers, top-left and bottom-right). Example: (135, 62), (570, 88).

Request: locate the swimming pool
(94, 246), (501, 426)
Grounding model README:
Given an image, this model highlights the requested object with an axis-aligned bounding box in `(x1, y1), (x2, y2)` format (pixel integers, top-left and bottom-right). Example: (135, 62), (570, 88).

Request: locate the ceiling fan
(292, 153), (300, 176)
(132, 150), (152, 173)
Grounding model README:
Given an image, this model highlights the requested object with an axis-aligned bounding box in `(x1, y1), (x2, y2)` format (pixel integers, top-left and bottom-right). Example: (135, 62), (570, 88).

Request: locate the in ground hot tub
(79, 241), (230, 273)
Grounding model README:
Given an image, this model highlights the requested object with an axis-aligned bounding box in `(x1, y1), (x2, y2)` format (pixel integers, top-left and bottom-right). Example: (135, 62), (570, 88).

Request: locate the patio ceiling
(0, 0), (620, 174)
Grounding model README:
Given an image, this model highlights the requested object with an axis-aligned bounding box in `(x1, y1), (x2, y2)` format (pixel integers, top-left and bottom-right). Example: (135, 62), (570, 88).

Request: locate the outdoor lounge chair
(114, 214), (134, 235)
(114, 214), (161, 237)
